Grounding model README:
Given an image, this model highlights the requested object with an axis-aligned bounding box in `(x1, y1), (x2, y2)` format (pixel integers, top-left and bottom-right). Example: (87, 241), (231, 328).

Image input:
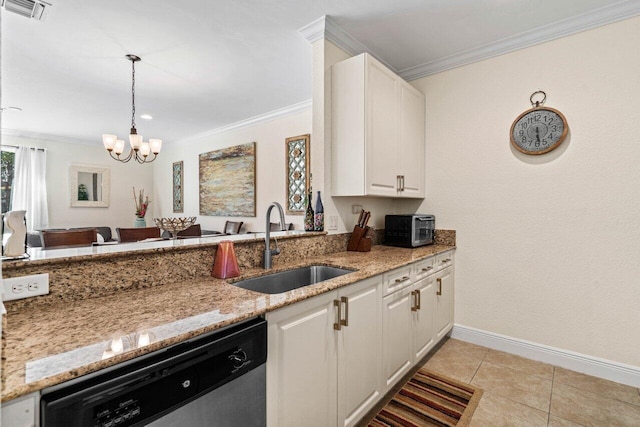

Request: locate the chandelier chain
(131, 59), (136, 131)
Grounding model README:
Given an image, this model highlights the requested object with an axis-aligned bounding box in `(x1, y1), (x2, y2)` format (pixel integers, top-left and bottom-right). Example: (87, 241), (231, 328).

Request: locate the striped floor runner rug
(368, 369), (483, 427)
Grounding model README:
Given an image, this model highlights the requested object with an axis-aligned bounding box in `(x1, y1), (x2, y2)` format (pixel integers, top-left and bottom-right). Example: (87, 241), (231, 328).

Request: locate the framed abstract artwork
(199, 142), (256, 217)
(172, 161), (184, 213)
(285, 134), (310, 214)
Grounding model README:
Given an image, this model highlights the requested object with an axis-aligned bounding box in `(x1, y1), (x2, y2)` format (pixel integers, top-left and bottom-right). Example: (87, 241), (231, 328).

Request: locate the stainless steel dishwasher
(40, 317), (266, 427)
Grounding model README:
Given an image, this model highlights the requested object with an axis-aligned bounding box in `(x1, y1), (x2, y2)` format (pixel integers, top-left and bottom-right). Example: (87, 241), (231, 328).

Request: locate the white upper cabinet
(332, 53), (425, 198)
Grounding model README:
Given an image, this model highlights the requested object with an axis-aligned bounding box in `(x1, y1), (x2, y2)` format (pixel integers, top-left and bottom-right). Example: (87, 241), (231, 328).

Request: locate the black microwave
(384, 214), (435, 248)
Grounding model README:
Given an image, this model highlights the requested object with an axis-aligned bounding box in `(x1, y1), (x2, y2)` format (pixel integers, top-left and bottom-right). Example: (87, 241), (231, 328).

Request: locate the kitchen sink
(232, 265), (355, 294)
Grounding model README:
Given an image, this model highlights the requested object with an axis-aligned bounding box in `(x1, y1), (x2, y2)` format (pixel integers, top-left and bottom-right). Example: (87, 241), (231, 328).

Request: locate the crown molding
(175, 99), (312, 146)
(0, 128), (95, 147)
(298, 15), (397, 72)
(399, 1), (640, 81)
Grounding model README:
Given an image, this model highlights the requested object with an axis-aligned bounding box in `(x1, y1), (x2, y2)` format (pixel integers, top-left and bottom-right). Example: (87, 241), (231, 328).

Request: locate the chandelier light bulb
(149, 139), (162, 154)
(114, 140), (125, 155)
(102, 134), (117, 151)
(140, 141), (151, 157)
(129, 133), (143, 150)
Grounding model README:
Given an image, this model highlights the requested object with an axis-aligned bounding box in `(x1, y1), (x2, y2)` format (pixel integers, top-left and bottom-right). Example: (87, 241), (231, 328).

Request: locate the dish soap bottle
(314, 191), (324, 231)
(304, 190), (314, 231)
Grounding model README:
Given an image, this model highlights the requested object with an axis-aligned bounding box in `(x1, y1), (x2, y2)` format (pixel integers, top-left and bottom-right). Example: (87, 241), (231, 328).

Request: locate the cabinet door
(435, 266), (455, 340)
(399, 81), (425, 198)
(382, 286), (413, 391)
(365, 56), (399, 197)
(412, 276), (436, 362)
(266, 292), (338, 427)
(337, 276), (383, 427)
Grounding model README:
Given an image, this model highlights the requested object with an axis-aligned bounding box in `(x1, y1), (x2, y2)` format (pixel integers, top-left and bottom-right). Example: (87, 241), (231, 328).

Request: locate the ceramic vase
(134, 217), (146, 228)
(3, 210), (27, 257)
(211, 241), (240, 279)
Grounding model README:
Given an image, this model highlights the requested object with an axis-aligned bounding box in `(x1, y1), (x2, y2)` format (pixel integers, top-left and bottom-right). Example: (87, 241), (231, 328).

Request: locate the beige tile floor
(422, 338), (640, 427)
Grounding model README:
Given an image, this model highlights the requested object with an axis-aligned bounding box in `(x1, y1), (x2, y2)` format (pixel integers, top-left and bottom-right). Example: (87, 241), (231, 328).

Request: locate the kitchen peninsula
(2, 230), (456, 404)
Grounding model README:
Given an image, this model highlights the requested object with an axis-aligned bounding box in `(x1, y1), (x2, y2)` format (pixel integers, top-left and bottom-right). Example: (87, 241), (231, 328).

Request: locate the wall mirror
(285, 134), (310, 214)
(69, 165), (110, 207)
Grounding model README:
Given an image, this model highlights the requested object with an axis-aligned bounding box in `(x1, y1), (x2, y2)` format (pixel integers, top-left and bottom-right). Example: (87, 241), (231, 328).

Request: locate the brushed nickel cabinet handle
(333, 300), (342, 330)
(437, 278), (442, 296)
(340, 296), (349, 327)
(411, 290), (418, 311)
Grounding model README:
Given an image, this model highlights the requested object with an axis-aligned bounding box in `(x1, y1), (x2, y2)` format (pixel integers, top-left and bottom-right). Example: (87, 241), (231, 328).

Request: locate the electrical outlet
(328, 215), (338, 230)
(2, 273), (49, 302)
(352, 204), (363, 214)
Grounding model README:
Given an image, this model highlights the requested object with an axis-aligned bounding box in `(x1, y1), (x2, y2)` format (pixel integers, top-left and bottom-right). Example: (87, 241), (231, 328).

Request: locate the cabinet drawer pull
(416, 289), (421, 310)
(421, 267), (433, 272)
(411, 290), (418, 311)
(340, 296), (349, 327)
(394, 276), (409, 284)
(437, 278), (442, 296)
(333, 300), (342, 330)
(400, 175), (405, 192)
(441, 258), (451, 263)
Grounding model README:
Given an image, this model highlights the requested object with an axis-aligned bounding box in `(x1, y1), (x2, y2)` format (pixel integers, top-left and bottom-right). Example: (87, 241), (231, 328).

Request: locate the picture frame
(199, 142), (256, 217)
(173, 161), (184, 213)
(285, 134), (310, 214)
(69, 164), (110, 208)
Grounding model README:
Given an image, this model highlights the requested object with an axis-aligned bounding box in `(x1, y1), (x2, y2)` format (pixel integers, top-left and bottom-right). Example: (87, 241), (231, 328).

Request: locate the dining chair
(223, 221), (243, 234)
(116, 227), (161, 243)
(178, 224), (201, 237)
(41, 228), (98, 248)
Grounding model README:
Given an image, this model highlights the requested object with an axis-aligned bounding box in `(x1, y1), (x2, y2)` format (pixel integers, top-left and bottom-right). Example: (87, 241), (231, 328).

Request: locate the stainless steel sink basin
(232, 265), (355, 294)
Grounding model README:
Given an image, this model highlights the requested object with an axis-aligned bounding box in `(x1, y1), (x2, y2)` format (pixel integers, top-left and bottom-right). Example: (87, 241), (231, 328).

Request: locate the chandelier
(102, 54), (162, 164)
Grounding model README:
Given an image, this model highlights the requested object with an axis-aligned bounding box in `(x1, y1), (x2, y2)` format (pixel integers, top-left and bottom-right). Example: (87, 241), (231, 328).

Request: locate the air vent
(1, 0), (51, 21)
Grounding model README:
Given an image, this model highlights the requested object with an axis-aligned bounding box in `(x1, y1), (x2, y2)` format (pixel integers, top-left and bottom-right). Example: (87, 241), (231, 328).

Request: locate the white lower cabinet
(1, 392), (38, 427)
(412, 275), (436, 362)
(382, 274), (437, 393)
(382, 286), (413, 391)
(266, 276), (382, 427)
(435, 266), (455, 339)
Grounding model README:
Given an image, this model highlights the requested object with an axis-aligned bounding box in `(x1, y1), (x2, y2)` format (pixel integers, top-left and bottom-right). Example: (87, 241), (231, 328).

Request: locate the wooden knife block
(347, 225), (372, 252)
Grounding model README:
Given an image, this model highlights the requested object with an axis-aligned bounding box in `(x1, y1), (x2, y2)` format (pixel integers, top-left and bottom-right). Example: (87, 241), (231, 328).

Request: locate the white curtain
(11, 146), (49, 231)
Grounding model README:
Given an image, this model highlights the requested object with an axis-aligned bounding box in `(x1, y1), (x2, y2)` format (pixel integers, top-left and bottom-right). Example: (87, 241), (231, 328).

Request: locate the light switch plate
(328, 215), (338, 230)
(2, 273), (50, 301)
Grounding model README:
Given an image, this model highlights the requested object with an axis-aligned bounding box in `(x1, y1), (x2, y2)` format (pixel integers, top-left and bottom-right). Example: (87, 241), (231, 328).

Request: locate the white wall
(410, 17), (640, 367)
(152, 111), (311, 233)
(2, 134), (154, 230)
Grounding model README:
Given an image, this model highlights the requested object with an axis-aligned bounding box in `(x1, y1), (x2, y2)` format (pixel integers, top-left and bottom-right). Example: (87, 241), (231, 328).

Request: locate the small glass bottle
(314, 191), (324, 231)
(304, 191), (314, 231)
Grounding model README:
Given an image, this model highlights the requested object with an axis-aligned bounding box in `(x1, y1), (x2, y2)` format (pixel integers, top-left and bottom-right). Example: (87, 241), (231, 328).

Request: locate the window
(1, 149), (15, 213)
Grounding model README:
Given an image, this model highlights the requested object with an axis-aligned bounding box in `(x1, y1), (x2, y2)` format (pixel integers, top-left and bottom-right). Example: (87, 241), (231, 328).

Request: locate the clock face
(510, 107), (568, 155)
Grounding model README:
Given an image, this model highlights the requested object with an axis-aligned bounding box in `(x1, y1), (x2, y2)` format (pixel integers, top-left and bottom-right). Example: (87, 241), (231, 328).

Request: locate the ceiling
(1, 0), (637, 146)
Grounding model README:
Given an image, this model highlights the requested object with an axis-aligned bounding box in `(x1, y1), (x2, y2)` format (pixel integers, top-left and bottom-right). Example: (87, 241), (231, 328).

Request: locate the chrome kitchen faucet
(264, 202), (286, 269)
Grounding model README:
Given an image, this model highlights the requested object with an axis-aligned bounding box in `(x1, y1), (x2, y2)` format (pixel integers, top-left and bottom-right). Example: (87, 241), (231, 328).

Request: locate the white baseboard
(450, 324), (640, 388)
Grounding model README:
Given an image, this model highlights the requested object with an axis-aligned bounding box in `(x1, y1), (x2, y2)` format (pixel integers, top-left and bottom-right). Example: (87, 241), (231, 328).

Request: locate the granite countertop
(2, 244), (454, 402)
(6, 230), (322, 267)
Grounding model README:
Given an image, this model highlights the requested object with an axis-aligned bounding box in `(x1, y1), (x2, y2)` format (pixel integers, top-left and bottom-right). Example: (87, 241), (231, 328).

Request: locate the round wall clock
(510, 91), (568, 155)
